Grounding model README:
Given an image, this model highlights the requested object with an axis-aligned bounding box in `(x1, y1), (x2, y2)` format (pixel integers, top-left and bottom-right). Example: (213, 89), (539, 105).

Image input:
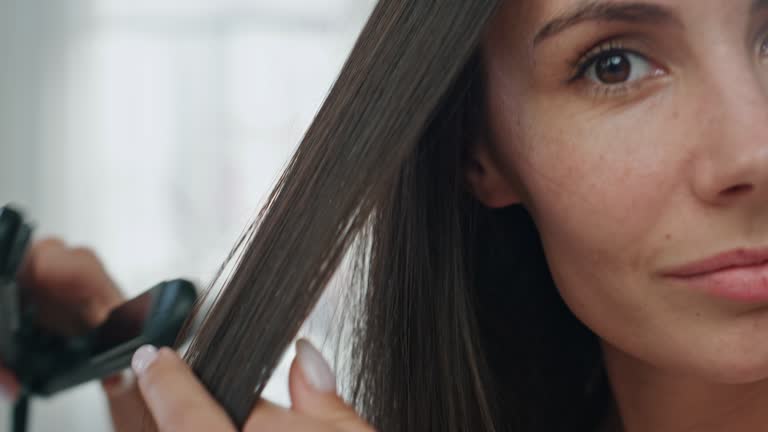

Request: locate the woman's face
(480, 0), (768, 383)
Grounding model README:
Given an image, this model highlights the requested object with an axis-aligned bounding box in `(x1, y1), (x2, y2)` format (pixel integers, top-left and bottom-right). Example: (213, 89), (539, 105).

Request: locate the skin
(0, 240), (374, 431)
(0, 239), (124, 400)
(470, 0), (768, 430)
(7, 1), (768, 431)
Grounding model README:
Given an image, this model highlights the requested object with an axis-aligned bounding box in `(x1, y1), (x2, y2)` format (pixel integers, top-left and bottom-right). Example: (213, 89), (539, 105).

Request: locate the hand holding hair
(131, 340), (375, 432)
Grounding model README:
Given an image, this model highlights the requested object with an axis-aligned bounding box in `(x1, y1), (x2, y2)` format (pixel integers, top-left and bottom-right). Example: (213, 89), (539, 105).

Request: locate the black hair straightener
(0, 204), (199, 432)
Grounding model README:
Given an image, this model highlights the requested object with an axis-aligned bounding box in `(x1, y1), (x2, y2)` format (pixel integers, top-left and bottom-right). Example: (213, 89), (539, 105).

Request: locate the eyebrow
(533, 1), (682, 46)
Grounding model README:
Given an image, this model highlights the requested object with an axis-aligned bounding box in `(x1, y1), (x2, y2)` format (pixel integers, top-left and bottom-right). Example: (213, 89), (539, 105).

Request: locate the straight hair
(180, 1), (614, 431)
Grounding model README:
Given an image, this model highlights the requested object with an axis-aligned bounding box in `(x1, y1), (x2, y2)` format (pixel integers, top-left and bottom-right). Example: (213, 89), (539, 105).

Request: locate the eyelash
(568, 40), (654, 97)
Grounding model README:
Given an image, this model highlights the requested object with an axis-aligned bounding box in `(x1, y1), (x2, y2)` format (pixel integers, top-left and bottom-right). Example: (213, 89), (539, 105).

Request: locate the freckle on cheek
(665, 233), (672, 241)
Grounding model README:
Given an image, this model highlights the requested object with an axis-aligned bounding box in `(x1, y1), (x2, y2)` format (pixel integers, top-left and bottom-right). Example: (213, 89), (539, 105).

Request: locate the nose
(691, 64), (768, 207)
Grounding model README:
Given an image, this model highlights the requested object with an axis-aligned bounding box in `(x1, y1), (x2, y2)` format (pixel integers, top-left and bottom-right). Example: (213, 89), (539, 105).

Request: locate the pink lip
(663, 248), (768, 302)
(664, 248), (768, 277)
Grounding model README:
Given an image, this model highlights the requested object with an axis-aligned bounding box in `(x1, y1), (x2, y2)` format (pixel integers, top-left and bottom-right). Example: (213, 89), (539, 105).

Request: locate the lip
(662, 248), (768, 302)
(663, 248), (768, 277)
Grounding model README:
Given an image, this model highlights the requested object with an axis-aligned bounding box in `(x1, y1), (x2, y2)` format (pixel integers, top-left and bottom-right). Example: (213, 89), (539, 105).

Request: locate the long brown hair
(180, 1), (614, 431)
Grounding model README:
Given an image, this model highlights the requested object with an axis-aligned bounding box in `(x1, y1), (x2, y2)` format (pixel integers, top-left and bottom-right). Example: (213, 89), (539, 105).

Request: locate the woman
(3, 0), (768, 430)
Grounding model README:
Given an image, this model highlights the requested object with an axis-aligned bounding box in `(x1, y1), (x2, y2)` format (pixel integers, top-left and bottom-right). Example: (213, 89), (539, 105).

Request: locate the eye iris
(595, 53), (631, 84)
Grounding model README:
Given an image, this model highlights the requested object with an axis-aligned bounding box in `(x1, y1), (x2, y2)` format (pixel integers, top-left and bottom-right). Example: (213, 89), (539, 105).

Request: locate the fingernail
(296, 339), (336, 393)
(132, 345), (159, 376)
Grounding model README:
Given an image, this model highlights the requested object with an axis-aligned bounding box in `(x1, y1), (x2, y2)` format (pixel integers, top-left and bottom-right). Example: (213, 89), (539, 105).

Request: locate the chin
(686, 332), (768, 385)
(646, 302), (768, 385)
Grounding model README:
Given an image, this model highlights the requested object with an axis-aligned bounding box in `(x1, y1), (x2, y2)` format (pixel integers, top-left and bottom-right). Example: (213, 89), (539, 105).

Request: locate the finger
(132, 345), (236, 432)
(17, 237), (66, 290)
(67, 246), (124, 324)
(102, 370), (155, 432)
(243, 392), (364, 431)
(0, 366), (20, 402)
(289, 339), (373, 431)
(244, 399), (335, 431)
(19, 239), (123, 331)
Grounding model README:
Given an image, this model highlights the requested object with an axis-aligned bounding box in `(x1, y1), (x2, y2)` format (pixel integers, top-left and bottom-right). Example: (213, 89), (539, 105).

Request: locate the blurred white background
(0, 0), (375, 430)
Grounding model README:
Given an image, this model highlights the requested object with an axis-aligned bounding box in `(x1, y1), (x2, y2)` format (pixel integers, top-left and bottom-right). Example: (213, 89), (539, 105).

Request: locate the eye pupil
(595, 53), (631, 84)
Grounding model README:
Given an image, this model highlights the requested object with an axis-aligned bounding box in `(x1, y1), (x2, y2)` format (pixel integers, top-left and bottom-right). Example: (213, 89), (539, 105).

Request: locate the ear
(466, 140), (521, 208)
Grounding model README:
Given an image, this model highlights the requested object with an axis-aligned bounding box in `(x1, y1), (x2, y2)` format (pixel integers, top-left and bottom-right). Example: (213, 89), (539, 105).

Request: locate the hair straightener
(0, 204), (199, 432)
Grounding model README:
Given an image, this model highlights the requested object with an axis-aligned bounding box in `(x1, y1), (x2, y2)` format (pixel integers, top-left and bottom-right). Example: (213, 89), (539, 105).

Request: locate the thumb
(289, 339), (366, 429)
(102, 371), (155, 432)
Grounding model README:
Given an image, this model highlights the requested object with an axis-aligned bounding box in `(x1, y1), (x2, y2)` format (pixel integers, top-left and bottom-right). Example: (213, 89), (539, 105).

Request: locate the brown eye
(595, 54), (631, 83)
(583, 50), (653, 86)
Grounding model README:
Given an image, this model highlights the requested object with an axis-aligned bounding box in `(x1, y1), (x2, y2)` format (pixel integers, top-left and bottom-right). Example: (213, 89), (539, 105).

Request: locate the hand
(0, 238), (124, 400)
(130, 339), (376, 432)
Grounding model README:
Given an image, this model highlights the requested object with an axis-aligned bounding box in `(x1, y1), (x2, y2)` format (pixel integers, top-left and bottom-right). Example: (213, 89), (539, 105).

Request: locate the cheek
(519, 126), (667, 325)
(499, 107), (679, 275)
(487, 89), (693, 345)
